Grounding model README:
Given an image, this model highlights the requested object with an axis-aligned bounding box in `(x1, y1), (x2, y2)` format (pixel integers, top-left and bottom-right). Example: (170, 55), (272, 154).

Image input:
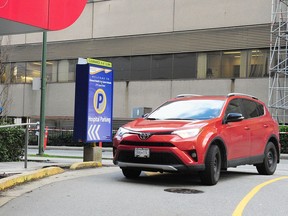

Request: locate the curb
(0, 167), (64, 191)
(70, 161), (102, 170)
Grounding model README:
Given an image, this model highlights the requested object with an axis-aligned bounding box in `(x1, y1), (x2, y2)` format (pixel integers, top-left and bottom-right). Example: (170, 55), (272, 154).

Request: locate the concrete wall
(5, 0), (271, 45)
(4, 78), (269, 119)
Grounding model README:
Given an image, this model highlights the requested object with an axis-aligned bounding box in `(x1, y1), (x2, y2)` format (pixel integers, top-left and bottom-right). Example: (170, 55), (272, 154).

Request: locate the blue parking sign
(74, 58), (113, 142)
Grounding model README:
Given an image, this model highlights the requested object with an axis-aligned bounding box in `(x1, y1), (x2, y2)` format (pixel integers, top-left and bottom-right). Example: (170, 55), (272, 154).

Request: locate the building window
(248, 49), (269, 77)
(207, 52), (221, 78)
(151, 54), (173, 79)
(11, 62), (26, 83)
(173, 53), (197, 79)
(131, 55), (151, 80)
(112, 56), (131, 81)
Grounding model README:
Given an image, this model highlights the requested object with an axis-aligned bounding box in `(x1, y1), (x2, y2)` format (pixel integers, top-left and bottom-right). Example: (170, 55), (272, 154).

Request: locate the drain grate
(164, 188), (204, 194)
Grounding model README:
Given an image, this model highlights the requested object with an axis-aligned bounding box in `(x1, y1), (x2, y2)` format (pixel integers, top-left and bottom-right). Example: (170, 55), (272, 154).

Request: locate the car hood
(123, 118), (212, 133)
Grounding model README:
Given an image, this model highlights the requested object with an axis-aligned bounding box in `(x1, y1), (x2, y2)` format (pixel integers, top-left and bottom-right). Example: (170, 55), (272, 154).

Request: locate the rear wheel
(122, 168), (141, 179)
(200, 145), (221, 186)
(256, 142), (277, 175)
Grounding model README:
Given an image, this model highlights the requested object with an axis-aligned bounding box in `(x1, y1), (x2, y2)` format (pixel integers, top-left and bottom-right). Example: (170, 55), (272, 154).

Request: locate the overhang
(0, 0), (87, 35)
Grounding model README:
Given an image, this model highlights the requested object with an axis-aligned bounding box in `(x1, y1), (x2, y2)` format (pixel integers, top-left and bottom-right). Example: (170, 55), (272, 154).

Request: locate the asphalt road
(0, 159), (288, 216)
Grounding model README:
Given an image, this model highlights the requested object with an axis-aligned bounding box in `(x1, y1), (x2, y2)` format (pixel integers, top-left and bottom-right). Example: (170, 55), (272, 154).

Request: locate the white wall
(4, 78), (270, 118)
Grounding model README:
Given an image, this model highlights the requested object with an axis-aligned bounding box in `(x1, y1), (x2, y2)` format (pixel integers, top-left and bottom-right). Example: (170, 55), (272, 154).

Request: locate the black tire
(200, 145), (221, 186)
(122, 168), (141, 179)
(256, 142), (277, 175)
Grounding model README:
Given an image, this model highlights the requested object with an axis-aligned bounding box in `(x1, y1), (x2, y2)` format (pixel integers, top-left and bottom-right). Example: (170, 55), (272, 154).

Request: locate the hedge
(0, 126), (25, 162)
(279, 125), (288, 154)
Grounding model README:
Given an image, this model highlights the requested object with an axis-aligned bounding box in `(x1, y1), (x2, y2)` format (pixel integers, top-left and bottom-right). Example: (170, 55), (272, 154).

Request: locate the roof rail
(227, 93), (258, 100)
(176, 94), (202, 98)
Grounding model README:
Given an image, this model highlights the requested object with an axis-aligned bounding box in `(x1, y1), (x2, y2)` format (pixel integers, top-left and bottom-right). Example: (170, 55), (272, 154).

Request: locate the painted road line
(232, 176), (288, 216)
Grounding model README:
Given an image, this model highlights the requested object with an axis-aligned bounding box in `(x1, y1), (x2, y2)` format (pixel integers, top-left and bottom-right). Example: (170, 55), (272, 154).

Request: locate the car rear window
(147, 99), (225, 120)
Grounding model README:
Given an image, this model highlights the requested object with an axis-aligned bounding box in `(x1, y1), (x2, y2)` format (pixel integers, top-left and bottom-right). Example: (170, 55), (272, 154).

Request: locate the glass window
(222, 51), (241, 78)
(46, 61), (58, 83)
(241, 99), (260, 118)
(148, 99), (225, 120)
(131, 55), (151, 80)
(151, 54), (172, 79)
(248, 49), (269, 77)
(58, 59), (76, 82)
(10, 62), (26, 83)
(0, 63), (9, 83)
(111, 57), (131, 81)
(207, 52), (221, 78)
(68, 59), (77, 82)
(26, 62), (40, 83)
(173, 53), (197, 79)
(225, 99), (242, 117)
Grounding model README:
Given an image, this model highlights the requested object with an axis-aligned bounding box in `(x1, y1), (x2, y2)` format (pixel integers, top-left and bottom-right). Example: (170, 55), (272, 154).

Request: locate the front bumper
(114, 161), (205, 173)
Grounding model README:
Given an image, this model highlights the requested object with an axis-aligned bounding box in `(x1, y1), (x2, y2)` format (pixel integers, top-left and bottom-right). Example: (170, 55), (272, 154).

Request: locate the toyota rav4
(113, 93), (280, 185)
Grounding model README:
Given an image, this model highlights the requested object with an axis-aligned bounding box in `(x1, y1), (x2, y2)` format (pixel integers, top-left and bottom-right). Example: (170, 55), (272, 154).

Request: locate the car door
(222, 99), (251, 160)
(241, 99), (268, 157)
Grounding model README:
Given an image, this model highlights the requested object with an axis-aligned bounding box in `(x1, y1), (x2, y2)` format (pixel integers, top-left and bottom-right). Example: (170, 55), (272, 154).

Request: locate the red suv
(113, 93), (280, 185)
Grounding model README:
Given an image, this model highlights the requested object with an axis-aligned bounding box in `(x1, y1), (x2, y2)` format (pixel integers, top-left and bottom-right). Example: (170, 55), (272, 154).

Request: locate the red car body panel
(113, 94), (280, 180)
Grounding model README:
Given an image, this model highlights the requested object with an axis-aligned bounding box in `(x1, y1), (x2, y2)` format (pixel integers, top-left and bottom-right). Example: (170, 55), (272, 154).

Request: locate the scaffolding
(269, 0), (288, 123)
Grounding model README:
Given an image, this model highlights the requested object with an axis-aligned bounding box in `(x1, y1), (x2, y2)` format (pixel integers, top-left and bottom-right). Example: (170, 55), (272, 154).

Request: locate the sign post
(74, 58), (113, 160)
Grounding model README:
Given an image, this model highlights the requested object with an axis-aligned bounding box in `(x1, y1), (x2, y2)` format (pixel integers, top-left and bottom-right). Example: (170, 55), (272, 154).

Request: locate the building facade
(0, 0), (272, 128)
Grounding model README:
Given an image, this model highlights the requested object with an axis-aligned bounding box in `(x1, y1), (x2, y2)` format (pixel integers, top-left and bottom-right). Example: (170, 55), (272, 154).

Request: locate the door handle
(263, 124), (268, 128)
(244, 127), (250, 130)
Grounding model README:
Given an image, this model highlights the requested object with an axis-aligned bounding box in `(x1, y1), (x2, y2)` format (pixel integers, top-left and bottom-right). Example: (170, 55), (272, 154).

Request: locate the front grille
(117, 150), (183, 165)
(120, 140), (174, 147)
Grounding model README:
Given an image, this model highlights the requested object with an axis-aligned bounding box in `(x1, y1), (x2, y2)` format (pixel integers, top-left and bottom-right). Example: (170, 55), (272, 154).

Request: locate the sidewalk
(0, 149), (114, 191)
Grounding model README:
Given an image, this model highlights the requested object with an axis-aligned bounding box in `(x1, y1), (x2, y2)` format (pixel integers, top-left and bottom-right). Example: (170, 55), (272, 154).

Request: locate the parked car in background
(113, 93), (280, 185)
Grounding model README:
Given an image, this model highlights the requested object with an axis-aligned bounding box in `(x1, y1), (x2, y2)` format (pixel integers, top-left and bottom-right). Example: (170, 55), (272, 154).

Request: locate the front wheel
(256, 142), (277, 175)
(122, 168), (141, 179)
(199, 145), (221, 186)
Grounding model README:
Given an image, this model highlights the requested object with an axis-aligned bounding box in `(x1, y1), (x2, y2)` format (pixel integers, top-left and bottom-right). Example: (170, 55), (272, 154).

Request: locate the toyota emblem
(139, 133), (151, 140)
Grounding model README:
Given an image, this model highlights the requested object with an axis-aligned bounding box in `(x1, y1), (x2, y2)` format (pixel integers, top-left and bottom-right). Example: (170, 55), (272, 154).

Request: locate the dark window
(257, 103), (264, 116)
(111, 56), (131, 81)
(173, 53), (197, 79)
(151, 54), (172, 79)
(225, 99), (243, 117)
(241, 99), (260, 118)
(131, 55), (151, 80)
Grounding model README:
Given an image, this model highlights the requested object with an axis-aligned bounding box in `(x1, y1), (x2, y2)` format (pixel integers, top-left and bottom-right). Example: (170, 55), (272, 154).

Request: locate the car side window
(225, 99), (243, 117)
(241, 99), (262, 119)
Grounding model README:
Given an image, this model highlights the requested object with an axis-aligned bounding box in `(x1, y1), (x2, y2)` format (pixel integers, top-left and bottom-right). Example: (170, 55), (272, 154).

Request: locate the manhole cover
(164, 188), (204, 194)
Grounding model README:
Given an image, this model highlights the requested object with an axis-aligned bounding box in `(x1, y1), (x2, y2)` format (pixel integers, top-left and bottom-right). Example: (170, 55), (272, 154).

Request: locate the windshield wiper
(146, 117), (158, 120)
(164, 118), (194, 120)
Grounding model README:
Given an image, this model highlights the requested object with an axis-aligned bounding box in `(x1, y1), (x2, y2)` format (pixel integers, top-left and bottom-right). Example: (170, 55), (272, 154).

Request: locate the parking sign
(74, 58), (113, 142)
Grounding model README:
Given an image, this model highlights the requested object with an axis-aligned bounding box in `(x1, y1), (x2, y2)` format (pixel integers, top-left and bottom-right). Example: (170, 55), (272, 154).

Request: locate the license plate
(134, 148), (150, 158)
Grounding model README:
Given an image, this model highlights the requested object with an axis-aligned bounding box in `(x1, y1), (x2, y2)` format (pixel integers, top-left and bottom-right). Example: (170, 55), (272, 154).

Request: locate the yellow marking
(232, 176), (288, 216)
(87, 58), (112, 67)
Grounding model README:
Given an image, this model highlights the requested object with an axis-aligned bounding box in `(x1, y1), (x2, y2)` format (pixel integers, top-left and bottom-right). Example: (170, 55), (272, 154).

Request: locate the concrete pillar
(83, 146), (102, 162)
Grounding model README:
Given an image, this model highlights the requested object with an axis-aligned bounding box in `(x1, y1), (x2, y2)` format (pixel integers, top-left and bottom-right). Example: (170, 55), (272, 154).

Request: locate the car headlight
(115, 127), (130, 138)
(172, 128), (201, 139)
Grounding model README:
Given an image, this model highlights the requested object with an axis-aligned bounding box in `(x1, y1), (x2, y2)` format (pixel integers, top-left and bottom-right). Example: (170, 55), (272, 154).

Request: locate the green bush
(0, 126), (25, 162)
(279, 125), (288, 154)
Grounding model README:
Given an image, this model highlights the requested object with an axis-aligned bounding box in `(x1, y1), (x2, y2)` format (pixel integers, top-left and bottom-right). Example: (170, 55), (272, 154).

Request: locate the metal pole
(24, 126), (29, 168)
(39, 31), (47, 155)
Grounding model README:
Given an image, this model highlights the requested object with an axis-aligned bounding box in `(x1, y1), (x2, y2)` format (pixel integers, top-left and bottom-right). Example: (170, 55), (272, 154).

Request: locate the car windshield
(147, 99), (225, 120)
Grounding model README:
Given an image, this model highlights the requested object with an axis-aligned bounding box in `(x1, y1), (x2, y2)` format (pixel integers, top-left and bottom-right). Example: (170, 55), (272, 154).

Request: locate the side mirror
(224, 113), (244, 124)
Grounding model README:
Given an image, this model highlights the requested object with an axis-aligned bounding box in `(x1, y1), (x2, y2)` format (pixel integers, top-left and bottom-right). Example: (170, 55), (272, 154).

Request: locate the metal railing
(0, 122), (39, 168)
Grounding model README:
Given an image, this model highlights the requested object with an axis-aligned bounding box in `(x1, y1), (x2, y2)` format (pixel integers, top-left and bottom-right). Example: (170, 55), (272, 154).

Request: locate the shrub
(279, 125), (288, 153)
(0, 126), (25, 162)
